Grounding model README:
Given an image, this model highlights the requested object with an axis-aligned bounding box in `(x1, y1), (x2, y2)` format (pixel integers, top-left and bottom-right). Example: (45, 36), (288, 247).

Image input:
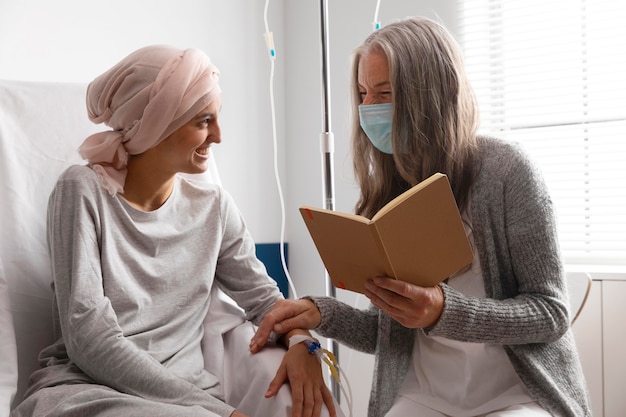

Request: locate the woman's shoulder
(176, 176), (244, 225)
(56, 164), (99, 186)
(176, 175), (234, 208)
(476, 135), (538, 176)
(53, 164), (106, 199)
(177, 175), (222, 197)
(477, 135), (528, 161)
(474, 135), (549, 204)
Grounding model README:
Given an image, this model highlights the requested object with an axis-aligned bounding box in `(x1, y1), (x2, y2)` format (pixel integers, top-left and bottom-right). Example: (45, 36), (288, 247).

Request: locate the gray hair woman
(252, 16), (591, 417)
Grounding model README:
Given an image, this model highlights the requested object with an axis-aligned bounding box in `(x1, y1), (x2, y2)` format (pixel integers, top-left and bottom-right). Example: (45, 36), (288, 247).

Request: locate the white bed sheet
(0, 256), (18, 416)
(0, 80), (96, 414)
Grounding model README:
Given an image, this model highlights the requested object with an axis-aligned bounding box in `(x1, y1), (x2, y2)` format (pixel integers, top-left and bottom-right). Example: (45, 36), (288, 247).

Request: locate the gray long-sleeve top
(311, 136), (591, 417)
(27, 165), (283, 417)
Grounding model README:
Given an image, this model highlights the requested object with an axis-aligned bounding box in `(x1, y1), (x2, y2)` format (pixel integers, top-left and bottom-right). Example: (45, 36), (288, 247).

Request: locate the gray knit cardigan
(310, 136), (591, 417)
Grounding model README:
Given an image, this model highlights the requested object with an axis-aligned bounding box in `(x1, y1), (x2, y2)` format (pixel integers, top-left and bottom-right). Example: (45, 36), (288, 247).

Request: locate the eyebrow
(195, 112), (215, 120)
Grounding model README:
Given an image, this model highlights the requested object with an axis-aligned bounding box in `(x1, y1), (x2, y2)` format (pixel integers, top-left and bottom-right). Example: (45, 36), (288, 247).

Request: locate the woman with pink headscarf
(10, 45), (336, 417)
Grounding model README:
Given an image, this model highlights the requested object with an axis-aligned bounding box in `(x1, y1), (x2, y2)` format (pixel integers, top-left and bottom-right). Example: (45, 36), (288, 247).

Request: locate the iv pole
(318, 0), (340, 402)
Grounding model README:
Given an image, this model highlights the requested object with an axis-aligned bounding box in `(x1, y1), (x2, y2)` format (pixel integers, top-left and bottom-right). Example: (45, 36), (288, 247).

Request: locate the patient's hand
(230, 411), (249, 417)
(265, 341), (337, 417)
(249, 299), (321, 353)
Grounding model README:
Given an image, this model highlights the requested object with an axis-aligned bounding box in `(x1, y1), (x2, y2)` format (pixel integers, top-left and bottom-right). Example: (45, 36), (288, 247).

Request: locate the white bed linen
(0, 256), (18, 417)
(0, 80), (95, 414)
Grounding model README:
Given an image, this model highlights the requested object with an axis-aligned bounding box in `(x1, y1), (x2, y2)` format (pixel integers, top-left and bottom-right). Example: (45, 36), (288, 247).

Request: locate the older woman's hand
(364, 276), (444, 328)
(249, 299), (321, 353)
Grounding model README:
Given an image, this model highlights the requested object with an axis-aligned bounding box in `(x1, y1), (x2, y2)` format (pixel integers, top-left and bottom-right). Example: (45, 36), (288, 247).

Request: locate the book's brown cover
(299, 173), (473, 294)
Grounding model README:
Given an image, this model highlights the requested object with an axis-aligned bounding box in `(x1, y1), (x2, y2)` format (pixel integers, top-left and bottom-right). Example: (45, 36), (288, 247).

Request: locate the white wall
(0, 1), (459, 416)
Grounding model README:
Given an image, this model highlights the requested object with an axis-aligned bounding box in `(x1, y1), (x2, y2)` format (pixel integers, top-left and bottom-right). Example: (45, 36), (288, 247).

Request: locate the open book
(299, 173), (473, 294)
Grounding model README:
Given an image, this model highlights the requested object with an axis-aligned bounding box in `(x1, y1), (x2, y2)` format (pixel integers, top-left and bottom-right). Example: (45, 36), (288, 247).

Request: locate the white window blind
(459, 0), (626, 268)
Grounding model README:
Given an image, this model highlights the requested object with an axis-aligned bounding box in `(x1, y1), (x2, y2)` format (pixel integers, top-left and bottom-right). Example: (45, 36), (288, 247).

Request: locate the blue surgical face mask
(358, 103), (393, 154)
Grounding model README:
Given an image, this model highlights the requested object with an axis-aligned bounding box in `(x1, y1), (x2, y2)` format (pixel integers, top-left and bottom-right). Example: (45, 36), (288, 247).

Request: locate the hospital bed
(0, 79), (301, 417)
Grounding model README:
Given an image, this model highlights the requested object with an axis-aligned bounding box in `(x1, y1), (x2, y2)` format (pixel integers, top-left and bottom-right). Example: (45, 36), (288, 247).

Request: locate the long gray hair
(351, 16), (480, 218)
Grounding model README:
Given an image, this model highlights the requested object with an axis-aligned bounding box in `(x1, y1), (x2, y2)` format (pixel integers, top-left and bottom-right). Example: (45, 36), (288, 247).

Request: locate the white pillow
(0, 256), (17, 417)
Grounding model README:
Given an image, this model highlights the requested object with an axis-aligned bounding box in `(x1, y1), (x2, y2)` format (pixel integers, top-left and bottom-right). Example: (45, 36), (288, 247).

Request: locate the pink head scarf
(78, 45), (221, 195)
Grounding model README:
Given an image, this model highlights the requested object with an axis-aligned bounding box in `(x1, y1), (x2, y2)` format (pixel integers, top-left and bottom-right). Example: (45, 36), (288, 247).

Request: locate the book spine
(370, 223), (396, 278)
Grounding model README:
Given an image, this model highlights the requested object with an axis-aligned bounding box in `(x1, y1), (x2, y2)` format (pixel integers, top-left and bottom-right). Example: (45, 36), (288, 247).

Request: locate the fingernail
(275, 323), (282, 332)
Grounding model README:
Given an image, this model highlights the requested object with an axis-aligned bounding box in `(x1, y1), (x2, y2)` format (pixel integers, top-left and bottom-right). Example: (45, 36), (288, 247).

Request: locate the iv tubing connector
(263, 32), (276, 59)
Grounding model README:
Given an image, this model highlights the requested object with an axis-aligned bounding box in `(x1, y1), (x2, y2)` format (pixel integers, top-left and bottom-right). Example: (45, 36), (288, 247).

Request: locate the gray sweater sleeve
(212, 189), (284, 325)
(308, 296), (380, 353)
(46, 168), (235, 417)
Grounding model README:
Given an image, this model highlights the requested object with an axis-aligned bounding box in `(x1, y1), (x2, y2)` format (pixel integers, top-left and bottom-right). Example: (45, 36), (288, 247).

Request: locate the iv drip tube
(262, 0), (299, 301)
(318, 0), (341, 403)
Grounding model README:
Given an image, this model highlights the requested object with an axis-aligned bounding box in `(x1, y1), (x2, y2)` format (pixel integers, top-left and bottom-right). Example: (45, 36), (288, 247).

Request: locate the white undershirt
(393, 213), (535, 416)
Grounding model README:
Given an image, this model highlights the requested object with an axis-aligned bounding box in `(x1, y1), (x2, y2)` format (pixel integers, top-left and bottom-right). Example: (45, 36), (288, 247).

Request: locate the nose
(361, 94), (374, 106)
(210, 121), (221, 144)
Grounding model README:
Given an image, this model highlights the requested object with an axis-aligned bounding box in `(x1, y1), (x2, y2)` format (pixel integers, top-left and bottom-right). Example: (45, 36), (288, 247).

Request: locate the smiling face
(149, 95), (222, 176)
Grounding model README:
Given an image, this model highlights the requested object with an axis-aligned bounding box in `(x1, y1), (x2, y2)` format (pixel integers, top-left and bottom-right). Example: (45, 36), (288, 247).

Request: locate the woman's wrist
(279, 328), (310, 348)
(288, 334), (321, 354)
